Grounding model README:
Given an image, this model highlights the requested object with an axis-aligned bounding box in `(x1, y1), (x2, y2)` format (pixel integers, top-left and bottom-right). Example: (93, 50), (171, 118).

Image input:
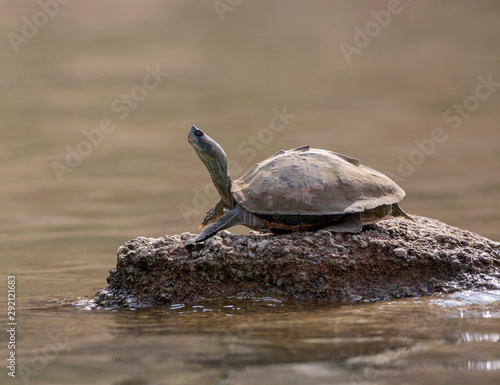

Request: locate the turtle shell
(231, 146), (404, 215)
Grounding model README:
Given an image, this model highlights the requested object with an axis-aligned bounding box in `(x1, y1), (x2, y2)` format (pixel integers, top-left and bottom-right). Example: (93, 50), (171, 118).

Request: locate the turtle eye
(194, 129), (204, 137)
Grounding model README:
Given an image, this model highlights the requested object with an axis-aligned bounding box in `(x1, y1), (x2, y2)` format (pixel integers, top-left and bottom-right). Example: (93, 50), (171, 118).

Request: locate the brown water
(1, 1), (500, 384)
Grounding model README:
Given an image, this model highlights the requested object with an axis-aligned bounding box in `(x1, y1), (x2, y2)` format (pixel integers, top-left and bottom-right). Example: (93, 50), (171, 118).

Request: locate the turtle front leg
(185, 205), (268, 245)
(201, 199), (227, 228)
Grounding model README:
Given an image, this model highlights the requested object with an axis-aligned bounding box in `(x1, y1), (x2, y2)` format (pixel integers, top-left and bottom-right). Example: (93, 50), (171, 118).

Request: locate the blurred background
(1, 1), (500, 383)
(1, 0), (500, 305)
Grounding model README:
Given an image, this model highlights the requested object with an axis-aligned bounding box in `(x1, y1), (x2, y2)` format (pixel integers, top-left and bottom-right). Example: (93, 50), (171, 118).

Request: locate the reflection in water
(12, 291), (500, 384)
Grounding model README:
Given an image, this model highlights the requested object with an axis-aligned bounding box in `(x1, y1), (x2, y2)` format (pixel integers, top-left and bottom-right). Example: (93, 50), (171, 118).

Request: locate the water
(1, 1), (500, 384)
(7, 292), (500, 384)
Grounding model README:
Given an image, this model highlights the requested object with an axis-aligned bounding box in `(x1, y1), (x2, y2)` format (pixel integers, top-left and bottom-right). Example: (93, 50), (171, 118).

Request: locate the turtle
(186, 125), (411, 244)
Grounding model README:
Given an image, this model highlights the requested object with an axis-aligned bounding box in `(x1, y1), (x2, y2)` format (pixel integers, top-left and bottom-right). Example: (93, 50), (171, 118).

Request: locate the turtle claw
(201, 199), (227, 228)
(199, 219), (212, 229)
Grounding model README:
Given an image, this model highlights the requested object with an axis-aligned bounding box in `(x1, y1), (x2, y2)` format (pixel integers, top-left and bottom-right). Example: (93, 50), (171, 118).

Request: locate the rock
(394, 248), (408, 258)
(95, 216), (500, 308)
(359, 240), (369, 249)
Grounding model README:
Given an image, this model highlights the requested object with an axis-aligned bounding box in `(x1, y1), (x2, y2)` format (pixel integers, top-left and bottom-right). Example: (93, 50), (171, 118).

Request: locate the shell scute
(231, 147), (404, 215)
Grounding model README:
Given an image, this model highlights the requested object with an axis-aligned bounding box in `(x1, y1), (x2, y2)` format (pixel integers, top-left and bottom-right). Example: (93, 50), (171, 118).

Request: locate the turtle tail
(391, 202), (413, 221)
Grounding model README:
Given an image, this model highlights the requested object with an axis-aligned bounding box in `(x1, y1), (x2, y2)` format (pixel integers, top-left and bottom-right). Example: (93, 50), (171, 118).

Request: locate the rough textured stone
(394, 248), (408, 258)
(95, 216), (500, 308)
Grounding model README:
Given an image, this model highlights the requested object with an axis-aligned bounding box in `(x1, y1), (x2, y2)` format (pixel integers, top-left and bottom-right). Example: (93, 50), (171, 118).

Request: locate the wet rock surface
(95, 216), (500, 308)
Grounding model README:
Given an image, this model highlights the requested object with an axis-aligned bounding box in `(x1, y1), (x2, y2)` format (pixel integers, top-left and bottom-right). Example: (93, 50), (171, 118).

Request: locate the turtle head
(188, 126), (234, 207)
